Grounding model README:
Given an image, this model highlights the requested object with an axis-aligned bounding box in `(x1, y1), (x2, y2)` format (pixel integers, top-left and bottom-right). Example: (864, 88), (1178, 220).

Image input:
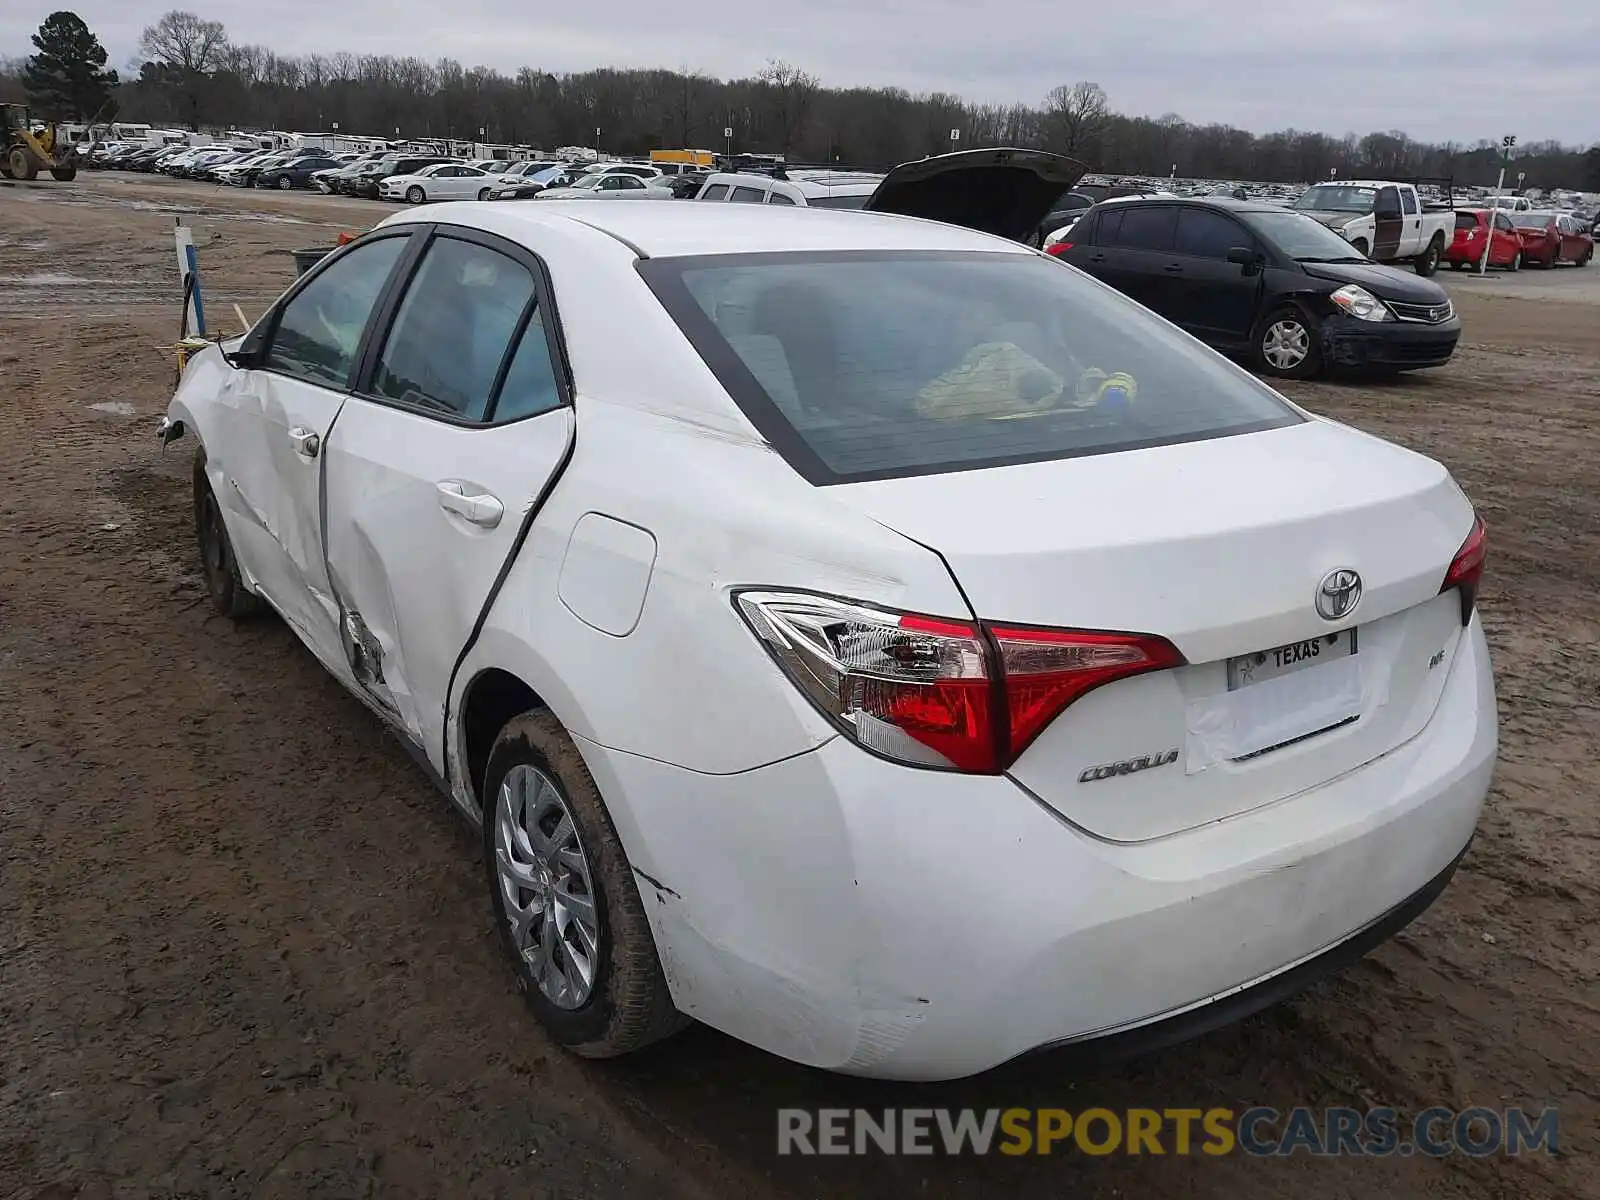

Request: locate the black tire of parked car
(193, 448), (266, 620)
(1414, 235), (1444, 277)
(1254, 304), (1323, 381)
(1578, 249), (1591, 268)
(406, 185), (425, 204)
(482, 710), (689, 1057)
(478, 187), (491, 201)
(277, 174), (293, 190)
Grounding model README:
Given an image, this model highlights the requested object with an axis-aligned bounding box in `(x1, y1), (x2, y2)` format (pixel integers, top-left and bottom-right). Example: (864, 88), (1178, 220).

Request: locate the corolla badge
(1316, 569), (1363, 621)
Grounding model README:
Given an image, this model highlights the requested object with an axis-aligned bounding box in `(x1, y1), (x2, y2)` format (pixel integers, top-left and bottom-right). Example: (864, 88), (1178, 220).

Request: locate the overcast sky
(6, 0), (1597, 144)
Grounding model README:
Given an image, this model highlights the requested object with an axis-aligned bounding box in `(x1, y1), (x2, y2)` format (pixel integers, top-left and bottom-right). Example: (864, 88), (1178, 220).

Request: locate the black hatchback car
(1052, 197), (1460, 378)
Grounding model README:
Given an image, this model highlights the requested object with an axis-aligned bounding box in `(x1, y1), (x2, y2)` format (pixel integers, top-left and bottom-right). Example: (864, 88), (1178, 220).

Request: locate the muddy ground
(1, 174), (1596, 1200)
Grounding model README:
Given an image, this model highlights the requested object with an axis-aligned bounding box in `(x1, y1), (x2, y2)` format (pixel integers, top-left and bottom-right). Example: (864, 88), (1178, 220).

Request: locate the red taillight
(736, 592), (1183, 774)
(1045, 242), (1073, 256)
(1440, 515), (1487, 624)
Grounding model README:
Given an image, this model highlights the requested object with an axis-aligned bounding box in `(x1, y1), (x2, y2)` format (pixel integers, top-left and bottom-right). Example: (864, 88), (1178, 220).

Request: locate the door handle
(288, 426), (319, 458)
(1162, 264), (1184, 273)
(436, 481), (504, 528)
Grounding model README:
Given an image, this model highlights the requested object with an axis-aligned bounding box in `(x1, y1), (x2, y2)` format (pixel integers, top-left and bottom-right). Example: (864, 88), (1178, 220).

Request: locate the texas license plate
(1228, 628), (1358, 691)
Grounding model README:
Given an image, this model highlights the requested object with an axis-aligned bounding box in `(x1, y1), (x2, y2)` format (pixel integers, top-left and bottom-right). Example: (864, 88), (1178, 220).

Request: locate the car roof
(1092, 194), (1284, 215)
(382, 199), (1033, 258)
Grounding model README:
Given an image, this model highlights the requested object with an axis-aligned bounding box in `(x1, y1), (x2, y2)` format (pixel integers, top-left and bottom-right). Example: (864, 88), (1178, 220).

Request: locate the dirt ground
(1, 174), (1596, 1200)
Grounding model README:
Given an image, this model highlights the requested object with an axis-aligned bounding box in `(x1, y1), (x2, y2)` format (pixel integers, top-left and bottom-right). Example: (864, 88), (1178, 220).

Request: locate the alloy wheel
(1262, 319), (1310, 370)
(493, 763), (601, 1010)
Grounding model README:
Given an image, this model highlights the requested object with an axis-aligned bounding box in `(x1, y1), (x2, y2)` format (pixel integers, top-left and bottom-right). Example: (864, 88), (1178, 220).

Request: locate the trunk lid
(831, 419), (1476, 842)
(864, 148), (1086, 242)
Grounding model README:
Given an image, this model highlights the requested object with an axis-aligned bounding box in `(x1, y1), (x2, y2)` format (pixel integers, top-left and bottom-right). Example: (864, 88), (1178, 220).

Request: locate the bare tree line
(4, 10), (1598, 188)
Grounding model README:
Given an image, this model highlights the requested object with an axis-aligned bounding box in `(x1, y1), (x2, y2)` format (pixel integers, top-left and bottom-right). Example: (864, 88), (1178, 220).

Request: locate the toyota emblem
(1316, 569), (1362, 621)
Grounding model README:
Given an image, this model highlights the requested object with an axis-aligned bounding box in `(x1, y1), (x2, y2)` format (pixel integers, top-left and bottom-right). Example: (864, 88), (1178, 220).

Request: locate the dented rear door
(320, 229), (574, 771)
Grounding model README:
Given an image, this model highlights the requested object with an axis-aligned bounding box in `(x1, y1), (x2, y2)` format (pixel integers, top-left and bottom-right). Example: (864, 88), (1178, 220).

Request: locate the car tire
(1255, 305), (1322, 380)
(1578, 249), (1591, 268)
(1414, 237), (1443, 277)
(483, 709), (688, 1058)
(406, 185), (425, 205)
(277, 175), (292, 190)
(1349, 238), (1370, 258)
(477, 187), (491, 201)
(193, 448), (266, 620)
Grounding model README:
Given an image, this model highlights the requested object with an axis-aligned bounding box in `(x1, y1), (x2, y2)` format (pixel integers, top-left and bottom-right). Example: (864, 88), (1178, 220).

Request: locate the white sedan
(379, 162), (497, 204)
(534, 173), (672, 200)
(162, 154), (1495, 1081)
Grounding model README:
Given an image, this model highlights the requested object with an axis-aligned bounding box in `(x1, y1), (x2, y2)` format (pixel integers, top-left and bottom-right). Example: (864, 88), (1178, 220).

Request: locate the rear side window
(640, 251), (1299, 484)
(1401, 190), (1418, 215)
(370, 237), (535, 421)
(730, 186), (766, 203)
(767, 192), (796, 205)
(1103, 206), (1176, 251)
(700, 184), (730, 200)
(1175, 209), (1249, 259)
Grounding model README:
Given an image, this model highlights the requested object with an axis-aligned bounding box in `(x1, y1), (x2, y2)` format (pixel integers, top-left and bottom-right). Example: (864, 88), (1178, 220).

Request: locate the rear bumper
(578, 614), (1497, 1080)
(1321, 312), (1460, 369)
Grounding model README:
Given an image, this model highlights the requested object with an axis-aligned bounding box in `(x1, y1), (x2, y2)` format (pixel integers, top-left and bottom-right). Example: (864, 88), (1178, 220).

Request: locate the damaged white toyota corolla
(163, 151), (1496, 1081)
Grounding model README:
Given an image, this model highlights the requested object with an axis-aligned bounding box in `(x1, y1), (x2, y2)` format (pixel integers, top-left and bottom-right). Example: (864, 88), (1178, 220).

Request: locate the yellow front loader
(1, 104), (79, 182)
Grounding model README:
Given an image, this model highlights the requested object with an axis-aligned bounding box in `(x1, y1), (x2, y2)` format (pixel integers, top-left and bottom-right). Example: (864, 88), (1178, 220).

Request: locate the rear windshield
(808, 193), (872, 209)
(1454, 212), (1479, 230)
(639, 250), (1300, 484)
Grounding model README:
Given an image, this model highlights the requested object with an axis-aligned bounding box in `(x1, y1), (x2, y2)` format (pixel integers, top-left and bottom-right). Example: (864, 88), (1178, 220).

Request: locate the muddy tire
(1255, 304), (1323, 380)
(483, 710), (687, 1058)
(49, 165), (76, 182)
(193, 449), (266, 620)
(1414, 236), (1443, 277)
(9, 147), (37, 182)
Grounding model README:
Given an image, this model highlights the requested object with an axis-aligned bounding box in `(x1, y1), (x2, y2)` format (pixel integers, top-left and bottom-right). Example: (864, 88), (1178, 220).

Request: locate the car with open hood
(163, 193), (1492, 1082)
(1052, 196), (1460, 378)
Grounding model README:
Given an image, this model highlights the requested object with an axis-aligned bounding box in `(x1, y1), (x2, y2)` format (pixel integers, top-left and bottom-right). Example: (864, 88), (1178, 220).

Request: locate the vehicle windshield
(1511, 212), (1555, 229)
(1293, 185), (1378, 214)
(1245, 210), (1371, 261)
(640, 250), (1300, 484)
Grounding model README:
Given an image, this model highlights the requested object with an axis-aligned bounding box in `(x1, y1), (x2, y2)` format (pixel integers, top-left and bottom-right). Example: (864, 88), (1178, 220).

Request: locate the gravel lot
(2, 174), (1596, 1200)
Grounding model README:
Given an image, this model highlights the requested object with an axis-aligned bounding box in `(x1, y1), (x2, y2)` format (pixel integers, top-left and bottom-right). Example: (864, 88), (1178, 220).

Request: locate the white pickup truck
(1290, 180), (1456, 276)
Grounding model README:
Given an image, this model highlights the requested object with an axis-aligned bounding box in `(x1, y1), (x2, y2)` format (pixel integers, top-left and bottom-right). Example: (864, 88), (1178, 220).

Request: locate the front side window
(1174, 209), (1250, 259)
(265, 235), (410, 388)
(370, 238), (535, 421)
(640, 250), (1299, 484)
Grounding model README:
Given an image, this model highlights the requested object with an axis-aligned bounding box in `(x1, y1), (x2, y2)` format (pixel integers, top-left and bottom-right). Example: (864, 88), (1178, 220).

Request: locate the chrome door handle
(436, 481), (504, 528)
(288, 426), (319, 458)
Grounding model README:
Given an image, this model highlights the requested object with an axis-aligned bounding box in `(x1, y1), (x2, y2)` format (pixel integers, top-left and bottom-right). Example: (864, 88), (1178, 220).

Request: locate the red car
(1510, 211), (1595, 268)
(1444, 208), (1524, 272)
